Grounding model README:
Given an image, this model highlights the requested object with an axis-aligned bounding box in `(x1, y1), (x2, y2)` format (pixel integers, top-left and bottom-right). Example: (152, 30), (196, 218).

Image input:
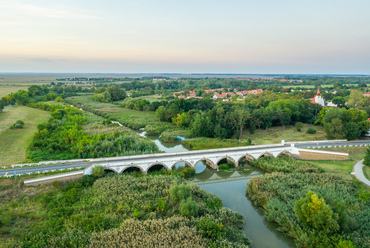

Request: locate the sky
(0, 0), (370, 74)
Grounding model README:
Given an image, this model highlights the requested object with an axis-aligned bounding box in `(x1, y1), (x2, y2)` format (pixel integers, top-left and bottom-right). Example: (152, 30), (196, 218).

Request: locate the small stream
(136, 129), (296, 247)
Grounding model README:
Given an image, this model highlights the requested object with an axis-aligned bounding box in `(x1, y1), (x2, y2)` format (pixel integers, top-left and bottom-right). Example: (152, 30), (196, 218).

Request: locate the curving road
(1, 139), (369, 177)
(353, 159), (370, 186)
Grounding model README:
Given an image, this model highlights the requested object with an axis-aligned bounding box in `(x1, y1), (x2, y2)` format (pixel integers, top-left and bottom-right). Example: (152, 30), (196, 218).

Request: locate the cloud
(0, 1), (102, 20)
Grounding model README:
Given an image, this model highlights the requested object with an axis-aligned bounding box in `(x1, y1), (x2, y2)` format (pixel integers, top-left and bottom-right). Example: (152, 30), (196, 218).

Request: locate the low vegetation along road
(1, 140), (369, 177)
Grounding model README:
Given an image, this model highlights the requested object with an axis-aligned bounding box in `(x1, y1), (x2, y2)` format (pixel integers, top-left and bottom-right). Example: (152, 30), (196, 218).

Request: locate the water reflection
(199, 172), (296, 248)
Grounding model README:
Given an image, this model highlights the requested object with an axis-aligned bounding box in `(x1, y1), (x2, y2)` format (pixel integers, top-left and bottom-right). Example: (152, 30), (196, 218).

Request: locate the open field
(133, 94), (162, 102)
(66, 94), (176, 130)
(0, 85), (31, 98)
(0, 105), (50, 166)
(242, 124), (326, 145)
(308, 146), (367, 181)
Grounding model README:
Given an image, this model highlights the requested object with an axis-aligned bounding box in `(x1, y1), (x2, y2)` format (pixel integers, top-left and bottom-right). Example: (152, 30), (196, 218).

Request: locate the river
(137, 130), (296, 247)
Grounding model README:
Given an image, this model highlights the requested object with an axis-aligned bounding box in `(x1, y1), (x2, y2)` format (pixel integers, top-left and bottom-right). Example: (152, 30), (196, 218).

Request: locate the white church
(310, 89), (337, 107)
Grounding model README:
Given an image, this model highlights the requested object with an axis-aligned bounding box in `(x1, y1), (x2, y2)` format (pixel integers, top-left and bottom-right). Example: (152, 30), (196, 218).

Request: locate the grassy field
(66, 94), (175, 130)
(306, 146), (368, 181)
(242, 124), (326, 145)
(364, 165), (370, 181)
(0, 85), (31, 98)
(0, 105), (50, 166)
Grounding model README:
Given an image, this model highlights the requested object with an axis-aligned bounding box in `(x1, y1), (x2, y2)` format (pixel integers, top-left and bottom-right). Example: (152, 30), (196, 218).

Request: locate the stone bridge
(84, 143), (348, 175)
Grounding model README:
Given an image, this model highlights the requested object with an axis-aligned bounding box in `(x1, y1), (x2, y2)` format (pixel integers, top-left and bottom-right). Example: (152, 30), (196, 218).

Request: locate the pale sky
(0, 0), (370, 74)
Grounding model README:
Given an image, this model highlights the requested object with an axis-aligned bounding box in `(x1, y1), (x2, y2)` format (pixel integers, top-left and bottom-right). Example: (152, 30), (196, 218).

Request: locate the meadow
(66, 94), (177, 130)
(310, 146), (368, 181)
(0, 105), (50, 166)
(242, 124), (326, 145)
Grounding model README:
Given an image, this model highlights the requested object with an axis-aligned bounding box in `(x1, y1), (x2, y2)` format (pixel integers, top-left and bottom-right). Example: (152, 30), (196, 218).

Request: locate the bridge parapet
(84, 147), (305, 175)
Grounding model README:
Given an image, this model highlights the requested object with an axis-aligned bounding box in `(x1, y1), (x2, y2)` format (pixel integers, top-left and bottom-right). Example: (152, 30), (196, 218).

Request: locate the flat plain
(0, 105), (50, 166)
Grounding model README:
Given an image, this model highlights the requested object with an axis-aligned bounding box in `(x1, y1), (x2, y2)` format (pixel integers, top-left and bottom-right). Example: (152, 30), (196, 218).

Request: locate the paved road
(1, 139), (369, 177)
(353, 159), (370, 186)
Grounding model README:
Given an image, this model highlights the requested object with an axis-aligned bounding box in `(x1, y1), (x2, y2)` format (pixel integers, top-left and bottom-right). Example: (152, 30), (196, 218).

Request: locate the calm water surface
(138, 131), (296, 247)
(196, 165), (296, 248)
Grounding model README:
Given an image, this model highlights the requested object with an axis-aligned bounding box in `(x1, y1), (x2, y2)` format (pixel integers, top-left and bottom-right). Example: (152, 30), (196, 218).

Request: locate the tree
(332, 96), (346, 108)
(230, 106), (250, 140)
(347, 90), (364, 108)
(294, 191), (339, 233)
(363, 148), (370, 166)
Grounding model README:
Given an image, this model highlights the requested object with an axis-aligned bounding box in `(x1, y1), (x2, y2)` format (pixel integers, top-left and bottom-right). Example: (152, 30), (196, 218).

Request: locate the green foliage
(306, 127), (317, 134)
(169, 182), (191, 203)
(247, 157), (370, 248)
(10, 119), (25, 129)
(92, 166), (105, 179)
(27, 103), (158, 161)
(295, 122), (303, 131)
(219, 164), (229, 170)
(363, 148), (370, 166)
(358, 190), (370, 202)
(180, 196), (199, 217)
(294, 191), (339, 233)
(319, 107), (369, 140)
(0, 174), (248, 247)
(179, 167), (195, 178)
(197, 217), (225, 239)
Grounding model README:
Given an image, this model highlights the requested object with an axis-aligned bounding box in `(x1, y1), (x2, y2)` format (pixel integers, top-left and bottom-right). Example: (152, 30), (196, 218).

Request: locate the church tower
(314, 88), (325, 106)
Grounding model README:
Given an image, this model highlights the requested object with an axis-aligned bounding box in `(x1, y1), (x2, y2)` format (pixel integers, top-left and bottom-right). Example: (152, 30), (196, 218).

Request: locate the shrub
(92, 166), (105, 179)
(219, 164), (229, 170)
(52, 181), (61, 187)
(11, 120), (25, 129)
(294, 191), (339, 233)
(180, 196), (199, 217)
(306, 127), (316, 134)
(197, 217), (225, 239)
(296, 122), (304, 132)
(170, 183), (191, 203)
(179, 167), (195, 178)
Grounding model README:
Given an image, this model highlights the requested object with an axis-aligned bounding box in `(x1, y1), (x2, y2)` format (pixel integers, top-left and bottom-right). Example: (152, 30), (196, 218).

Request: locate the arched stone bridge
(84, 143), (348, 175)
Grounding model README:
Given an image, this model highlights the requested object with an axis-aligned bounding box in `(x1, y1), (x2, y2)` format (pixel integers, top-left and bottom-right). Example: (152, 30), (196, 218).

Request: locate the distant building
(310, 89), (337, 107)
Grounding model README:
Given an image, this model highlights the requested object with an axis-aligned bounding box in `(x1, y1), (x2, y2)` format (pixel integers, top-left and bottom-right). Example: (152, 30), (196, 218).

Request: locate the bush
(179, 167), (195, 178)
(296, 122), (303, 132)
(219, 164), (229, 170)
(92, 166), (105, 179)
(170, 183), (191, 203)
(11, 120), (25, 129)
(306, 127), (317, 134)
(180, 196), (199, 217)
(52, 181), (61, 187)
(197, 217), (225, 239)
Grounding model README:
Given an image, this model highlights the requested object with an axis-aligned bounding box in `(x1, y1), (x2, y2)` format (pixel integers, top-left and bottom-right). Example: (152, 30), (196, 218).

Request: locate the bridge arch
(194, 158), (216, 170)
(121, 165), (145, 174)
(171, 160), (193, 170)
(216, 156), (236, 167)
(257, 152), (274, 160)
(104, 168), (118, 174)
(147, 162), (170, 174)
(277, 150), (295, 158)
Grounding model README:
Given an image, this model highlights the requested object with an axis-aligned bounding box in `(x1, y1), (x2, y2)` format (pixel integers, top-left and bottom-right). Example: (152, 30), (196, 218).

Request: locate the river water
(136, 131), (296, 247)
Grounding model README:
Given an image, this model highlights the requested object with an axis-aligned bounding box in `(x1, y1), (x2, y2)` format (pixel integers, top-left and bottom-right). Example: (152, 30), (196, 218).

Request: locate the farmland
(0, 105), (50, 166)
